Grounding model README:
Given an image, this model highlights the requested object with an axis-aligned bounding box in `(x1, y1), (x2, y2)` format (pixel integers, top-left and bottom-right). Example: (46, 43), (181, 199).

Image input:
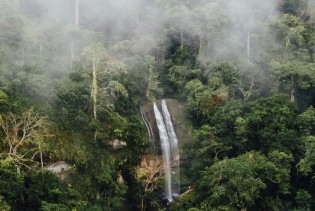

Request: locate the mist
(19, 0), (281, 62)
(1, 1), (315, 210)
(0, 0), (287, 104)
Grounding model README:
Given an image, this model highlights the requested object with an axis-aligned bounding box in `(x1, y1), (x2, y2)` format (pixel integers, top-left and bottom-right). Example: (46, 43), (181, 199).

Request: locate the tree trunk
(70, 40), (74, 69)
(91, 57), (98, 142)
(180, 29), (184, 49)
(39, 37), (43, 56)
(247, 31), (250, 63)
(92, 58), (98, 120)
(40, 150), (43, 169)
(290, 76), (295, 103)
(239, 80), (254, 104)
(291, 86), (295, 102)
(198, 33), (202, 56)
(39, 143), (43, 169)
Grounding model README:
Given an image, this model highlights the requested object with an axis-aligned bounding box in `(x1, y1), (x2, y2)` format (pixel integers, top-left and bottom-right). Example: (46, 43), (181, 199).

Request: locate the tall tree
(199, 151), (292, 211)
(0, 109), (50, 169)
(273, 61), (315, 102)
(81, 42), (127, 140)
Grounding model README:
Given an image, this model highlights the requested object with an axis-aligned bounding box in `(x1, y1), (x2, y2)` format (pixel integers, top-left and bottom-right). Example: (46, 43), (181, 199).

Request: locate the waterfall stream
(153, 100), (180, 202)
(161, 100), (180, 198)
(140, 105), (154, 144)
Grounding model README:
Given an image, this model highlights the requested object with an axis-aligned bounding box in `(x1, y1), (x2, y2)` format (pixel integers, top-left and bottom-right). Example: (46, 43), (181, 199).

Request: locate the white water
(153, 102), (172, 201)
(161, 100), (180, 197)
(140, 105), (154, 144)
(153, 100), (180, 202)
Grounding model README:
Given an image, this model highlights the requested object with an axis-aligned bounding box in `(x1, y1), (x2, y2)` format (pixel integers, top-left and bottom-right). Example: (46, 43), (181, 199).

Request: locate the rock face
(110, 139), (127, 149)
(164, 99), (192, 146)
(47, 161), (73, 174)
(139, 99), (192, 202)
(141, 99), (192, 149)
(47, 161), (74, 180)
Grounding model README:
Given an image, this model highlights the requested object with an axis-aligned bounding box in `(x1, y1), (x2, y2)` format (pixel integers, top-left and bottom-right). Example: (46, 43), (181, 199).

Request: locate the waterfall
(140, 105), (154, 144)
(161, 100), (180, 198)
(154, 102), (172, 201)
(153, 100), (180, 202)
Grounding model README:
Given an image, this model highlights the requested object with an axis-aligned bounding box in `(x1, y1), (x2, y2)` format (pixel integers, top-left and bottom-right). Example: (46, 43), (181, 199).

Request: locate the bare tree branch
(0, 109), (50, 169)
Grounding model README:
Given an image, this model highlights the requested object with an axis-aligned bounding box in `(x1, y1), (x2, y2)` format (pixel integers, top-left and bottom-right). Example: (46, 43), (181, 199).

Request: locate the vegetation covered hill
(0, 0), (314, 210)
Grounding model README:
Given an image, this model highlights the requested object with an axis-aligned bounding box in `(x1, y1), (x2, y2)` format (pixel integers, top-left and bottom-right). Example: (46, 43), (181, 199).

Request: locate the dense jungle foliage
(0, 0), (315, 210)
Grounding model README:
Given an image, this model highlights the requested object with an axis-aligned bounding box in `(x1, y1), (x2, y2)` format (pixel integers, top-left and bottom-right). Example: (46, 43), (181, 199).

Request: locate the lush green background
(0, 0), (314, 210)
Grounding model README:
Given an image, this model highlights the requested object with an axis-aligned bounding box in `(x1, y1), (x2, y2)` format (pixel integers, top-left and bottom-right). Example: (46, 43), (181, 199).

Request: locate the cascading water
(140, 105), (155, 144)
(161, 100), (180, 198)
(153, 100), (180, 202)
(153, 102), (172, 201)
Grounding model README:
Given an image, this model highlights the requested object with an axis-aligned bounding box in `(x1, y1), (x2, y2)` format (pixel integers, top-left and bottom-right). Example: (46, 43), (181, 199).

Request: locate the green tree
(245, 95), (297, 153)
(297, 136), (315, 176)
(281, 0), (308, 16)
(294, 189), (312, 211)
(272, 61), (315, 102)
(271, 14), (308, 62)
(199, 151), (292, 211)
(184, 125), (231, 182)
(200, 152), (267, 211)
(297, 106), (315, 136)
(0, 195), (10, 211)
(81, 42), (127, 141)
(0, 90), (8, 113)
